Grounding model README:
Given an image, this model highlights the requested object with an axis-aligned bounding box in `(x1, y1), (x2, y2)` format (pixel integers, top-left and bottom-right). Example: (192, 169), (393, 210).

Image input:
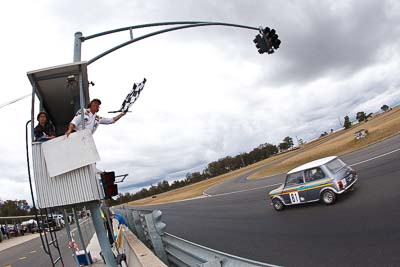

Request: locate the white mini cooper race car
(269, 156), (357, 211)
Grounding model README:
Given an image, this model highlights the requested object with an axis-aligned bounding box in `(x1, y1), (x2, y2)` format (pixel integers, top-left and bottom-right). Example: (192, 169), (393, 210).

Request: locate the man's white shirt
(71, 109), (114, 134)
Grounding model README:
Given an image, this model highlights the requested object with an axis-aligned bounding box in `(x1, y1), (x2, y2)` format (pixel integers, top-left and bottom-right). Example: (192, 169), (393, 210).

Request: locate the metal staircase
(35, 208), (64, 267)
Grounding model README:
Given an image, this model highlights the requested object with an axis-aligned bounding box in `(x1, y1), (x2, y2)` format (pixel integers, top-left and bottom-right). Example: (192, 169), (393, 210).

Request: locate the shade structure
(27, 61), (90, 135)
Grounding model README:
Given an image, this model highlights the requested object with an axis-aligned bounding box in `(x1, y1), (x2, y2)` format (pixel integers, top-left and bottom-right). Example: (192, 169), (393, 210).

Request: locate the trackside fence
(113, 206), (280, 267)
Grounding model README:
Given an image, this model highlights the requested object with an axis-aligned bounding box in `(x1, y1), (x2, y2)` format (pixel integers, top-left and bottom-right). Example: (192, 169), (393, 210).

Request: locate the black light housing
(254, 26), (281, 55)
(101, 171), (118, 199)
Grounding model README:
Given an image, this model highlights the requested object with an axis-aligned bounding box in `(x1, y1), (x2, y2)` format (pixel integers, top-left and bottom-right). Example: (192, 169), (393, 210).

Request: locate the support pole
(78, 68), (85, 126)
(64, 209), (80, 267)
(74, 32), (86, 126)
(30, 84), (36, 141)
(89, 203), (117, 267)
(73, 208), (92, 266)
(73, 32), (82, 62)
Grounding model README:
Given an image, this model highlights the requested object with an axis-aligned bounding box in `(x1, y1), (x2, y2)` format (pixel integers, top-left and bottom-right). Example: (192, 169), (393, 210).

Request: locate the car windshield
(325, 158), (346, 173)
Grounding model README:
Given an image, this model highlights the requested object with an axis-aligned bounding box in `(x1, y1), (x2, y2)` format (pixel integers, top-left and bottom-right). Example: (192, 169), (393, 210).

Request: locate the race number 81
(289, 192), (300, 204)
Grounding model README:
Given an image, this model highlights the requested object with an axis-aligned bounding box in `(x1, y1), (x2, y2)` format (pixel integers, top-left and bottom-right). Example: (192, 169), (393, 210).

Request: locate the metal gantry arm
(115, 174), (128, 184)
(82, 21), (209, 41)
(79, 21), (259, 65)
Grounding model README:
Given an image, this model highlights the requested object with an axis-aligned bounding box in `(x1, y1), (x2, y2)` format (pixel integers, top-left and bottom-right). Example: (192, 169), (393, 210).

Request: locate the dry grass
(249, 106), (400, 179)
(128, 106), (400, 206)
(128, 167), (257, 206)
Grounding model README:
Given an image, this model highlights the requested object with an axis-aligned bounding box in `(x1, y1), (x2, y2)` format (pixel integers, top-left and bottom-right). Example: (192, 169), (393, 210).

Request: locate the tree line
(110, 137), (297, 205)
(0, 200), (35, 217)
(343, 104), (390, 130)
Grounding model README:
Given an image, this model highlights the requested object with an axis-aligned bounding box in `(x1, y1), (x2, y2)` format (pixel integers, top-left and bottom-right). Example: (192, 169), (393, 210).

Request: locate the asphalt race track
(141, 134), (400, 267)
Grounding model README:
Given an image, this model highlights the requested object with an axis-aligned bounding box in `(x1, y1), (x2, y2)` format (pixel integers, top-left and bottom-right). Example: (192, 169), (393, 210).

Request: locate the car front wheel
(321, 190), (336, 205)
(272, 198), (285, 211)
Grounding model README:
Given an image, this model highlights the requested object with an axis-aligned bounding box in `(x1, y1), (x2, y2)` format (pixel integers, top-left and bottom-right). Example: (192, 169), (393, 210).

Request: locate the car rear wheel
(321, 190), (336, 205)
(272, 198), (285, 211)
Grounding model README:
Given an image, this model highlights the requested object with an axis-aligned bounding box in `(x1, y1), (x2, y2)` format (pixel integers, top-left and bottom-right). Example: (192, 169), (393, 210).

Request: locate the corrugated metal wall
(32, 143), (102, 208)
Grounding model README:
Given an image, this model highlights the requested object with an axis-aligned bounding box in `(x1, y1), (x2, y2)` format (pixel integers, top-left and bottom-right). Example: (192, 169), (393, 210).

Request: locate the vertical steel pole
(89, 203), (117, 267)
(31, 85), (36, 141)
(74, 32), (85, 126)
(73, 208), (92, 265)
(129, 28), (133, 40)
(64, 209), (80, 267)
(73, 32), (82, 62)
(78, 68), (85, 127)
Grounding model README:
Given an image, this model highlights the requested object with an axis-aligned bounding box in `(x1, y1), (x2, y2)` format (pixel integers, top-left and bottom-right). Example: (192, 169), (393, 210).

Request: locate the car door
(281, 171), (308, 205)
(303, 167), (329, 201)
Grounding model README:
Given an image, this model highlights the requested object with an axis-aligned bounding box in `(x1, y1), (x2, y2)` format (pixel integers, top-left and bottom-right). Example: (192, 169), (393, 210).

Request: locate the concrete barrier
(120, 225), (167, 267)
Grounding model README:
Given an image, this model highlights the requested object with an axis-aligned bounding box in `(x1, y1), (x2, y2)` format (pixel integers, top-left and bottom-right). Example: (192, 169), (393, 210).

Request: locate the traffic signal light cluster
(101, 171), (118, 199)
(253, 26), (281, 54)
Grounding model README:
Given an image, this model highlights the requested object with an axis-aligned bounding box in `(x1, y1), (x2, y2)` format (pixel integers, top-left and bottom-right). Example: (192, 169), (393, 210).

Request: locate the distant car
(269, 156), (357, 211)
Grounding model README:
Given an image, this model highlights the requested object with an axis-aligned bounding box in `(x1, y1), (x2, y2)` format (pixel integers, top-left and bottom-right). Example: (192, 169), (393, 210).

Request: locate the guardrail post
(118, 207), (138, 236)
(144, 210), (168, 264)
(132, 210), (147, 242)
(124, 210), (138, 236)
(115, 207), (143, 241)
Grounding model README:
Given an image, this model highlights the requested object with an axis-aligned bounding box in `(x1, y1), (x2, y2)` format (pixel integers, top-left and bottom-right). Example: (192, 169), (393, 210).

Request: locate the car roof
(287, 156), (337, 174)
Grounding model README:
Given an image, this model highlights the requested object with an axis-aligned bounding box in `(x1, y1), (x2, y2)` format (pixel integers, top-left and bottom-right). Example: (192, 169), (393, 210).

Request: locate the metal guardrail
(113, 206), (280, 267)
(70, 217), (96, 248)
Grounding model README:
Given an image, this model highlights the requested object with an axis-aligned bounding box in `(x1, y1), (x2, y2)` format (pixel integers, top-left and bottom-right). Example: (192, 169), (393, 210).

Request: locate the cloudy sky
(1, 0), (400, 204)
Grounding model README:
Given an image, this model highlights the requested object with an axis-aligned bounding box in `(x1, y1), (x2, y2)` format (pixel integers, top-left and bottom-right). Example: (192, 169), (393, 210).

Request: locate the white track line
(205, 183), (282, 197)
(349, 147), (400, 167)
